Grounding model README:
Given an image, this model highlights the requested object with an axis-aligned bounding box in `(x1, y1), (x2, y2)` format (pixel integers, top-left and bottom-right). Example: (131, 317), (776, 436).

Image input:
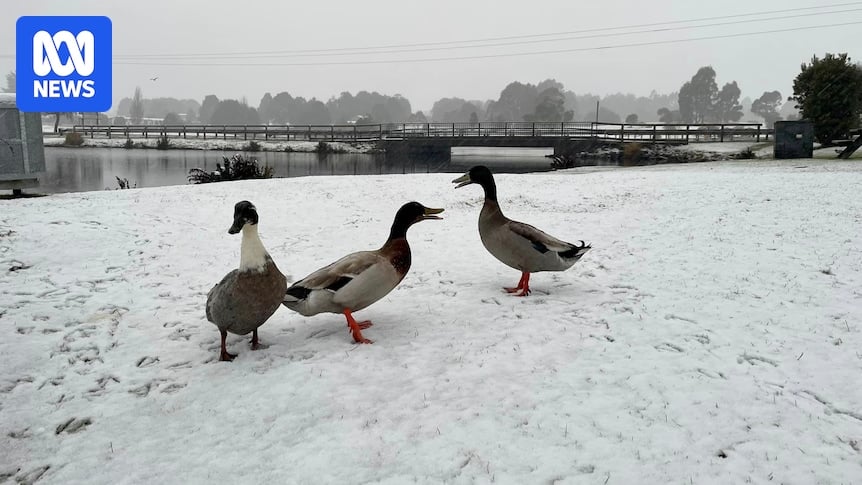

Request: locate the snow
(2, 160), (862, 484)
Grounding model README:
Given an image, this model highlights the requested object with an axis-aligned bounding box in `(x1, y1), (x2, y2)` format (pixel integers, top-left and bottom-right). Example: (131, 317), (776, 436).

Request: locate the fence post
(307, 125), (311, 140)
(354, 125), (357, 141)
(378, 124), (382, 140)
(620, 124), (625, 141)
(720, 125), (725, 142)
(145, 126), (149, 139)
(223, 126), (226, 140)
(653, 124), (657, 143)
(426, 123), (430, 137)
(331, 125), (335, 141)
(402, 123), (406, 138)
(685, 125), (690, 143)
(756, 125), (761, 142)
(244, 125), (248, 140)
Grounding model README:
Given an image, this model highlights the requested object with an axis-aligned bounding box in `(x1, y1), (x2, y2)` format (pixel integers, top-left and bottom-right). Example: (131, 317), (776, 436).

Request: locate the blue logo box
(16, 16), (112, 113)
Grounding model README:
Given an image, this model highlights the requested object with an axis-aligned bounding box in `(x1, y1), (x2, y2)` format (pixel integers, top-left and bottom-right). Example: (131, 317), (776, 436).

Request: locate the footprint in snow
(55, 417), (92, 435)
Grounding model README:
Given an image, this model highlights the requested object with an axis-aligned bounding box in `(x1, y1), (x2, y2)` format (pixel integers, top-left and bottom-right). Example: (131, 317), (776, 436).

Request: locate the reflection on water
(39, 147), (555, 194)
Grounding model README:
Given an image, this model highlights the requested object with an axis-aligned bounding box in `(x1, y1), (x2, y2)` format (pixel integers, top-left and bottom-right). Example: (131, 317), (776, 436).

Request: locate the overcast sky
(2, 0), (859, 113)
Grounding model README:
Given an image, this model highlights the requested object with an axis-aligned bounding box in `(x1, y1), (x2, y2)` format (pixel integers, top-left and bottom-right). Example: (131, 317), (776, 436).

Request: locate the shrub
(188, 154), (273, 184)
(156, 134), (171, 150)
(622, 143), (643, 165)
(734, 147), (755, 159)
(244, 140), (261, 152)
(316, 141), (347, 154)
(115, 176), (136, 189)
(122, 138), (134, 149)
(549, 155), (576, 170)
(64, 131), (84, 146)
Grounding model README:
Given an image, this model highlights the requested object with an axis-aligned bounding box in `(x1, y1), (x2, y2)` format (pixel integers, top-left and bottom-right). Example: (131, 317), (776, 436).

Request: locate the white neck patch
(239, 224), (269, 272)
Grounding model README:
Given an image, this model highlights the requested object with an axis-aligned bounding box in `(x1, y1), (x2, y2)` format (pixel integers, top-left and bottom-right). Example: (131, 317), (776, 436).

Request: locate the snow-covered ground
(41, 135), (375, 154)
(1, 161), (861, 484)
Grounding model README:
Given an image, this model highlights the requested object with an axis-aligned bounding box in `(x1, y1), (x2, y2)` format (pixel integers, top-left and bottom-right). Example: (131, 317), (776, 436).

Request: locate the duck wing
(507, 220), (590, 258)
(285, 250), (382, 300)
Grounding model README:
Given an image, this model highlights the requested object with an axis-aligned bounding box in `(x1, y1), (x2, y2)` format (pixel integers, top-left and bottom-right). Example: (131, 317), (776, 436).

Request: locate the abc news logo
(16, 16), (112, 113)
(33, 30), (96, 98)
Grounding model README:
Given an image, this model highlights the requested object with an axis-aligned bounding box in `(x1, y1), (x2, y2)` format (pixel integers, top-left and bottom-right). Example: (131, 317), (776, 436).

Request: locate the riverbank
(42, 134), (379, 154)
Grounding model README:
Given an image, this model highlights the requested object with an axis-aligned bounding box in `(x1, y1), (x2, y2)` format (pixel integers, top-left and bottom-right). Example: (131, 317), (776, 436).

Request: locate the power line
(111, 21), (862, 67)
(112, 1), (862, 59)
(107, 8), (862, 60)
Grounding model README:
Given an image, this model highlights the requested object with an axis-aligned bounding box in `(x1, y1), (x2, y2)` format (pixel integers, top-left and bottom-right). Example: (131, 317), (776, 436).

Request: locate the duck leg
(250, 329), (261, 350)
(342, 309), (374, 344)
(219, 329), (237, 361)
(505, 272), (531, 296)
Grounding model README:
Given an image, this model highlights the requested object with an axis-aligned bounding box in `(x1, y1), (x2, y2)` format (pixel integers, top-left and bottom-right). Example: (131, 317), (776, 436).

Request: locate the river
(36, 147), (555, 193)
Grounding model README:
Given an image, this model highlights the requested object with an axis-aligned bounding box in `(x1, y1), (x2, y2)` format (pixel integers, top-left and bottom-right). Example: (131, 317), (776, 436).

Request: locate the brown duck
(282, 202), (443, 344)
(453, 165), (591, 296)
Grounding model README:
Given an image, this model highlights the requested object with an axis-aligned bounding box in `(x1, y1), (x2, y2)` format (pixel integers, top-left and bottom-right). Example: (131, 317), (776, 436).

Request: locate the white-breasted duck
(452, 165), (590, 296)
(206, 201), (287, 361)
(282, 202), (443, 344)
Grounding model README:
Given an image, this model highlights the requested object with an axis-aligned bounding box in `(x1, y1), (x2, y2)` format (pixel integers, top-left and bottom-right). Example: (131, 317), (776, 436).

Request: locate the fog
(2, 0), (858, 115)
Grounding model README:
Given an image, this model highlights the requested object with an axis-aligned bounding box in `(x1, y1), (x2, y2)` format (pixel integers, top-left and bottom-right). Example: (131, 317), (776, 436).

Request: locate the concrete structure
(774, 120), (814, 159)
(0, 94), (46, 193)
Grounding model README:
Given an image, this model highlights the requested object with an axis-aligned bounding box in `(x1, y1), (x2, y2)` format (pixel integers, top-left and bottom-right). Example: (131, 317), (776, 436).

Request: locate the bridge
(66, 121), (769, 157)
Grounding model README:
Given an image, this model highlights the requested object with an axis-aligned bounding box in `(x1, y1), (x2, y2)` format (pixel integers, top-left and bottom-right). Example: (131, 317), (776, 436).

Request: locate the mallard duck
(282, 202), (443, 343)
(452, 165), (590, 296)
(206, 201), (287, 361)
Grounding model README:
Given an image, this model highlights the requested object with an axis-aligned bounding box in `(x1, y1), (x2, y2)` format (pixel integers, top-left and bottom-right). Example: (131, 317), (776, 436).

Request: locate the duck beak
(422, 207), (444, 220)
(452, 173), (472, 189)
(228, 217), (244, 234)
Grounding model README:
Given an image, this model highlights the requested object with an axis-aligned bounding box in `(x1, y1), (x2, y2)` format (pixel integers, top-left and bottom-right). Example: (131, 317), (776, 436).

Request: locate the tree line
(5, 51), (859, 144)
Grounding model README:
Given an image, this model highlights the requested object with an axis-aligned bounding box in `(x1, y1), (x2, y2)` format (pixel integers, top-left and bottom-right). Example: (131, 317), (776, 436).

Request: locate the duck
(206, 201), (287, 361)
(452, 165), (590, 296)
(282, 202), (443, 344)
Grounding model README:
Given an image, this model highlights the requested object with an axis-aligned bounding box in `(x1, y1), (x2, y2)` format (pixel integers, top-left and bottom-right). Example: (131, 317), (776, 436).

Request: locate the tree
(130, 87), (144, 123)
(791, 53), (862, 144)
(210, 99), (261, 124)
(581, 107), (621, 123)
(199, 94), (220, 124)
(656, 107), (681, 123)
(258, 92), (273, 123)
(469, 111), (479, 123)
(678, 66), (718, 123)
(3, 71), (14, 93)
(524, 87), (573, 122)
(163, 112), (183, 125)
(751, 91), (783, 127)
(486, 82), (538, 121)
(625, 113), (639, 124)
(408, 111), (428, 123)
(713, 81), (744, 123)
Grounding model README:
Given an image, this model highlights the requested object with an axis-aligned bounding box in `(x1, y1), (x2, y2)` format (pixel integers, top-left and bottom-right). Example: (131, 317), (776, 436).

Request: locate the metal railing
(65, 121), (769, 143)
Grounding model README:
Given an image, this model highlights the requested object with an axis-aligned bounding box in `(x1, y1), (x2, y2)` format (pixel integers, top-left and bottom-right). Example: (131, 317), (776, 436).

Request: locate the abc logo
(16, 16), (112, 113)
(32, 30), (96, 98)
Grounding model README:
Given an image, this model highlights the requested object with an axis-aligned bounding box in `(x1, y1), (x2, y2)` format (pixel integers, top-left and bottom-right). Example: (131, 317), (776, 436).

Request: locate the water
(36, 147), (555, 194)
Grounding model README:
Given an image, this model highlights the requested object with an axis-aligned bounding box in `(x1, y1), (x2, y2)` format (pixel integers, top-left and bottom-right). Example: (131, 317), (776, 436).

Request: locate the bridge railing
(66, 121), (769, 143)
